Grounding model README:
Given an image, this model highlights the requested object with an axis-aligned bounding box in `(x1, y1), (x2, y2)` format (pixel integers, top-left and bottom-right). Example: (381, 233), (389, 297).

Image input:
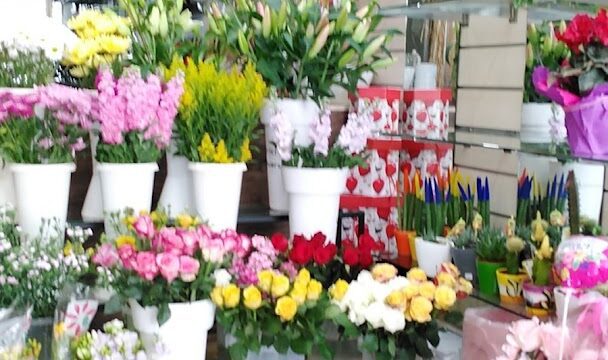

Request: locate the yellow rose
(436, 272), (456, 288)
(176, 214), (195, 228)
(222, 284), (240, 308)
(401, 283), (419, 299)
(257, 270), (274, 293)
(457, 278), (473, 295)
(386, 290), (406, 310)
(307, 279), (323, 301)
(329, 279), (349, 301)
(271, 274), (290, 298)
(434, 285), (456, 310)
(116, 235), (136, 249)
(275, 296), (298, 322)
(419, 281), (436, 300)
(243, 286), (262, 310)
(290, 283), (307, 305)
(407, 268), (427, 283)
(295, 268), (311, 286)
(372, 263), (398, 283)
(210, 287), (224, 307)
(407, 296), (433, 323)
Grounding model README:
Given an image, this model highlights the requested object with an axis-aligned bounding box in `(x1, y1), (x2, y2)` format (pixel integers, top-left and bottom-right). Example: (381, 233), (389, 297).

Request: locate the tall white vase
(129, 299), (215, 360)
(261, 99), (319, 212)
(189, 162), (246, 231)
(158, 148), (194, 216)
(10, 163), (75, 241)
(97, 163), (158, 238)
(81, 130), (103, 222)
(282, 166), (348, 243)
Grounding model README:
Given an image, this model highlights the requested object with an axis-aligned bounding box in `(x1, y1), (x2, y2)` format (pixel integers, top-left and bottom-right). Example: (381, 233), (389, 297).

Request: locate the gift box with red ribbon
(350, 86), (401, 134)
(401, 140), (453, 181)
(403, 89), (452, 140)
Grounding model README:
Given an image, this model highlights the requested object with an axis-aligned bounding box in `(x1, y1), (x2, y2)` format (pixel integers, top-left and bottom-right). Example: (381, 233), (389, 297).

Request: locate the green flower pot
(476, 260), (505, 296)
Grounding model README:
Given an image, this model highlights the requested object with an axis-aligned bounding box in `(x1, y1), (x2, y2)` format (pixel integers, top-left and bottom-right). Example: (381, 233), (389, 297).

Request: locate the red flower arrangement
(556, 11), (608, 53)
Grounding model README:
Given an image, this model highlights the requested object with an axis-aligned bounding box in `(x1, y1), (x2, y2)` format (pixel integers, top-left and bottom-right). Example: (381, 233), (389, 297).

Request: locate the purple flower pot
(564, 94), (608, 156)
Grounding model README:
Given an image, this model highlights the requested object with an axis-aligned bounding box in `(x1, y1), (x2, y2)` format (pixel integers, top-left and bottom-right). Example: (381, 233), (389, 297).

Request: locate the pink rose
(177, 229), (199, 256)
(539, 323), (570, 360)
(93, 243), (119, 268)
(134, 251), (158, 281)
(157, 227), (184, 255)
(156, 252), (180, 283)
(133, 215), (155, 239)
(179, 256), (200, 282)
(117, 244), (137, 270)
(507, 318), (541, 353)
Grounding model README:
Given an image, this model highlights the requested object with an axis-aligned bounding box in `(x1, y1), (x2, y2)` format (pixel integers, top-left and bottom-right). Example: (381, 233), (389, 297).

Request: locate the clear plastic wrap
(0, 304), (32, 358)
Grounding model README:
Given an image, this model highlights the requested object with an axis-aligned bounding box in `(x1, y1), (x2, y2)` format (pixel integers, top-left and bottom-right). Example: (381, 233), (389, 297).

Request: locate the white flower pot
(521, 103), (566, 144)
(10, 162), (75, 240)
(225, 334), (304, 360)
(97, 162), (158, 237)
(158, 148), (194, 216)
(261, 99), (320, 211)
(81, 130), (103, 222)
(189, 162), (246, 231)
(415, 237), (451, 277)
(129, 299), (215, 360)
(282, 166), (348, 243)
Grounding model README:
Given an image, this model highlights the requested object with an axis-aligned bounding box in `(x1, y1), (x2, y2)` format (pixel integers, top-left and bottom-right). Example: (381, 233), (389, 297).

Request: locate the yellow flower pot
(407, 231), (417, 263)
(496, 268), (529, 305)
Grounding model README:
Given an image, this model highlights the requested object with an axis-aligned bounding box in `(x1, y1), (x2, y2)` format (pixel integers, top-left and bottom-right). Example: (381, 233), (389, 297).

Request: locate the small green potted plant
(496, 217), (529, 304)
(475, 227), (507, 296)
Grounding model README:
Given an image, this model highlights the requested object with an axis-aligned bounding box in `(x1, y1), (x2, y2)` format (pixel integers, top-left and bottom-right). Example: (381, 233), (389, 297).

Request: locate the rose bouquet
(330, 263), (472, 360)
(212, 267), (341, 360)
(70, 320), (147, 360)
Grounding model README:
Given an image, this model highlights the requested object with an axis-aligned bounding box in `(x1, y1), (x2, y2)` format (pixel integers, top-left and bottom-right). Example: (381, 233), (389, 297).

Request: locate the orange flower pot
(395, 230), (411, 257)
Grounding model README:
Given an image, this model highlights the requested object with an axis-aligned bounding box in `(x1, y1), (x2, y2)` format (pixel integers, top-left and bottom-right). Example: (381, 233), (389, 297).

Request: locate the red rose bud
(343, 246), (359, 266)
(311, 232), (327, 248)
(314, 243), (337, 265)
(271, 233), (289, 252)
(359, 250), (373, 268)
(289, 240), (312, 265)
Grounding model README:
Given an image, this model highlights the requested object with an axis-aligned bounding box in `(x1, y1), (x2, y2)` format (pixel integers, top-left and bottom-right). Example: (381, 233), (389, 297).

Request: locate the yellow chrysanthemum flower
(213, 140), (234, 163)
(198, 133), (215, 162)
(240, 138), (252, 163)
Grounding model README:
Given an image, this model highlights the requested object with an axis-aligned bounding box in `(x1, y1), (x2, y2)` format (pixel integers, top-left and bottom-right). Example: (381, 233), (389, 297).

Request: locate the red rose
(293, 234), (307, 247)
(310, 232), (327, 248)
(557, 13), (594, 52)
(314, 243), (337, 265)
(343, 245), (359, 266)
(359, 250), (373, 268)
(358, 232), (383, 252)
(595, 9), (608, 46)
(289, 240), (312, 265)
(270, 233), (289, 252)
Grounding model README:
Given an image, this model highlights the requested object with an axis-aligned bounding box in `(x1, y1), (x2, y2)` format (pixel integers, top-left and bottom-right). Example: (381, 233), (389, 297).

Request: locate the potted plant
(475, 227), (507, 296)
(164, 58), (267, 230)
(534, 9), (608, 156)
(94, 210), (236, 359)
(522, 22), (569, 145)
(450, 221), (478, 285)
(496, 217), (529, 304)
(213, 268), (338, 360)
(0, 86), (94, 238)
(92, 67), (184, 236)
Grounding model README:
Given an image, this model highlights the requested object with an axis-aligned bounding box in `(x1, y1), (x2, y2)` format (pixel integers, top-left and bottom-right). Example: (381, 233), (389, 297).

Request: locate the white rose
(365, 302), (385, 329)
(387, 276), (409, 291)
(357, 270), (374, 285)
(213, 269), (232, 287)
(383, 307), (406, 333)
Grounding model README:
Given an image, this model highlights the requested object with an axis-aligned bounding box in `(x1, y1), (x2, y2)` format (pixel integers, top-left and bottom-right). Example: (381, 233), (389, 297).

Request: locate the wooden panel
(454, 145), (518, 176)
(458, 46), (526, 88)
(602, 192), (608, 230)
(373, 52), (405, 87)
(459, 168), (518, 217)
(456, 89), (523, 131)
(460, 10), (527, 47)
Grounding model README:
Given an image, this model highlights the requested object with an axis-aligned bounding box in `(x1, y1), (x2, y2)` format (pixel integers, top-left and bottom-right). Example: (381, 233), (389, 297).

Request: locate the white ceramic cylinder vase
(81, 130), (103, 222)
(225, 334), (304, 360)
(10, 163), (75, 240)
(97, 162), (158, 237)
(261, 99), (320, 212)
(282, 166), (348, 243)
(415, 237), (451, 277)
(158, 149), (194, 216)
(189, 162), (246, 231)
(414, 63), (437, 89)
(129, 299), (215, 360)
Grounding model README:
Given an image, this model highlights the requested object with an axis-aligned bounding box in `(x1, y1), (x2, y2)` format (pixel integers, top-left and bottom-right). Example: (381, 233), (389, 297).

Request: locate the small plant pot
(415, 237), (451, 277)
(476, 260), (505, 296)
(395, 230), (411, 257)
(496, 268), (529, 305)
(407, 231), (417, 263)
(451, 247), (477, 284)
(523, 281), (555, 318)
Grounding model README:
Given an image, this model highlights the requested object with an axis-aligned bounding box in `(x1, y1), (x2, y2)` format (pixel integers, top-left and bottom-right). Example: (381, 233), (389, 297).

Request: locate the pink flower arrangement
(230, 233), (282, 286)
(0, 91), (38, 121)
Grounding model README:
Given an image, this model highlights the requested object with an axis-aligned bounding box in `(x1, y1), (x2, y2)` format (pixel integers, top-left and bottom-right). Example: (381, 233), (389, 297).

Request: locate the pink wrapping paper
(564, 95), (608, 156)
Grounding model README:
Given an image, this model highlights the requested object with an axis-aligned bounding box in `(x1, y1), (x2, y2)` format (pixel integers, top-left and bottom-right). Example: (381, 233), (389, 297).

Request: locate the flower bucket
(81, 130), (103, 222)
(564, 94), (608, 156)
(129, 299), (215, 360)
(451, 247), (477, 284)
(189, 162), (247, 231)
(261, 99), (320, 212)
(225, 334), (304, 360)
(522, 281), (555, 318)
(158, 148), (194, 215)
(476, 260), (504, 297)
(496, 268), (528, 305)
(10, 162), (75, 240)
(414, 237), (451, 277)
(283, 166), (348, 243)
(98, 162), (158, 237)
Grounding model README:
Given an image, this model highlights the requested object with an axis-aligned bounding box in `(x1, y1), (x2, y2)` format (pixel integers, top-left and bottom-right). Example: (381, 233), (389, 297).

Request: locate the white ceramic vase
(225, 334), (304, 360)
(158, 148), (194, 216)
(97, 162), (158, 237)
(189, 162), (246, 231)
(521, 103), (566, 144)
(81, 130), (103, 222)
(282, 166), (348, 243)
(261, 99), (320, 212)
(129, 299), (215, 360)
(10, 163), (75, 240)
(415, 237), (451, 277)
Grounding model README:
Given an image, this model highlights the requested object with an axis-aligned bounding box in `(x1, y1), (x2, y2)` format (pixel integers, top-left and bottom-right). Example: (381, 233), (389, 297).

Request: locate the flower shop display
(94, 211), (237, 359)
(331, 263), (472, 360)
(69, 320), (147, 360)
(516, 170), (568, 227)
(273, 109), (373, 243)
(0, 86), (94, 239)
(396, 174), (421, 264)
(496, 218), (529, 304)
(533, 9), (608, 156)
(0, 44), (55, 89)
(476, 227), (507, 296)
(92, 67), (183, 236)
(164, 59), (266, 230)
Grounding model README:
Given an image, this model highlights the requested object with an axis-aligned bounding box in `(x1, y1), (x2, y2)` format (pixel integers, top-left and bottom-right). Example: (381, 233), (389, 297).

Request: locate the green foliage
(567, 170), (581, 235)
(96, 132), (161, 163)
(358, 320), (440, 360)
(283, 145), (365, 169)
(475, 227), (507, 262)
(0, 44), (55, 88)
(452, 228), (477, 249)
